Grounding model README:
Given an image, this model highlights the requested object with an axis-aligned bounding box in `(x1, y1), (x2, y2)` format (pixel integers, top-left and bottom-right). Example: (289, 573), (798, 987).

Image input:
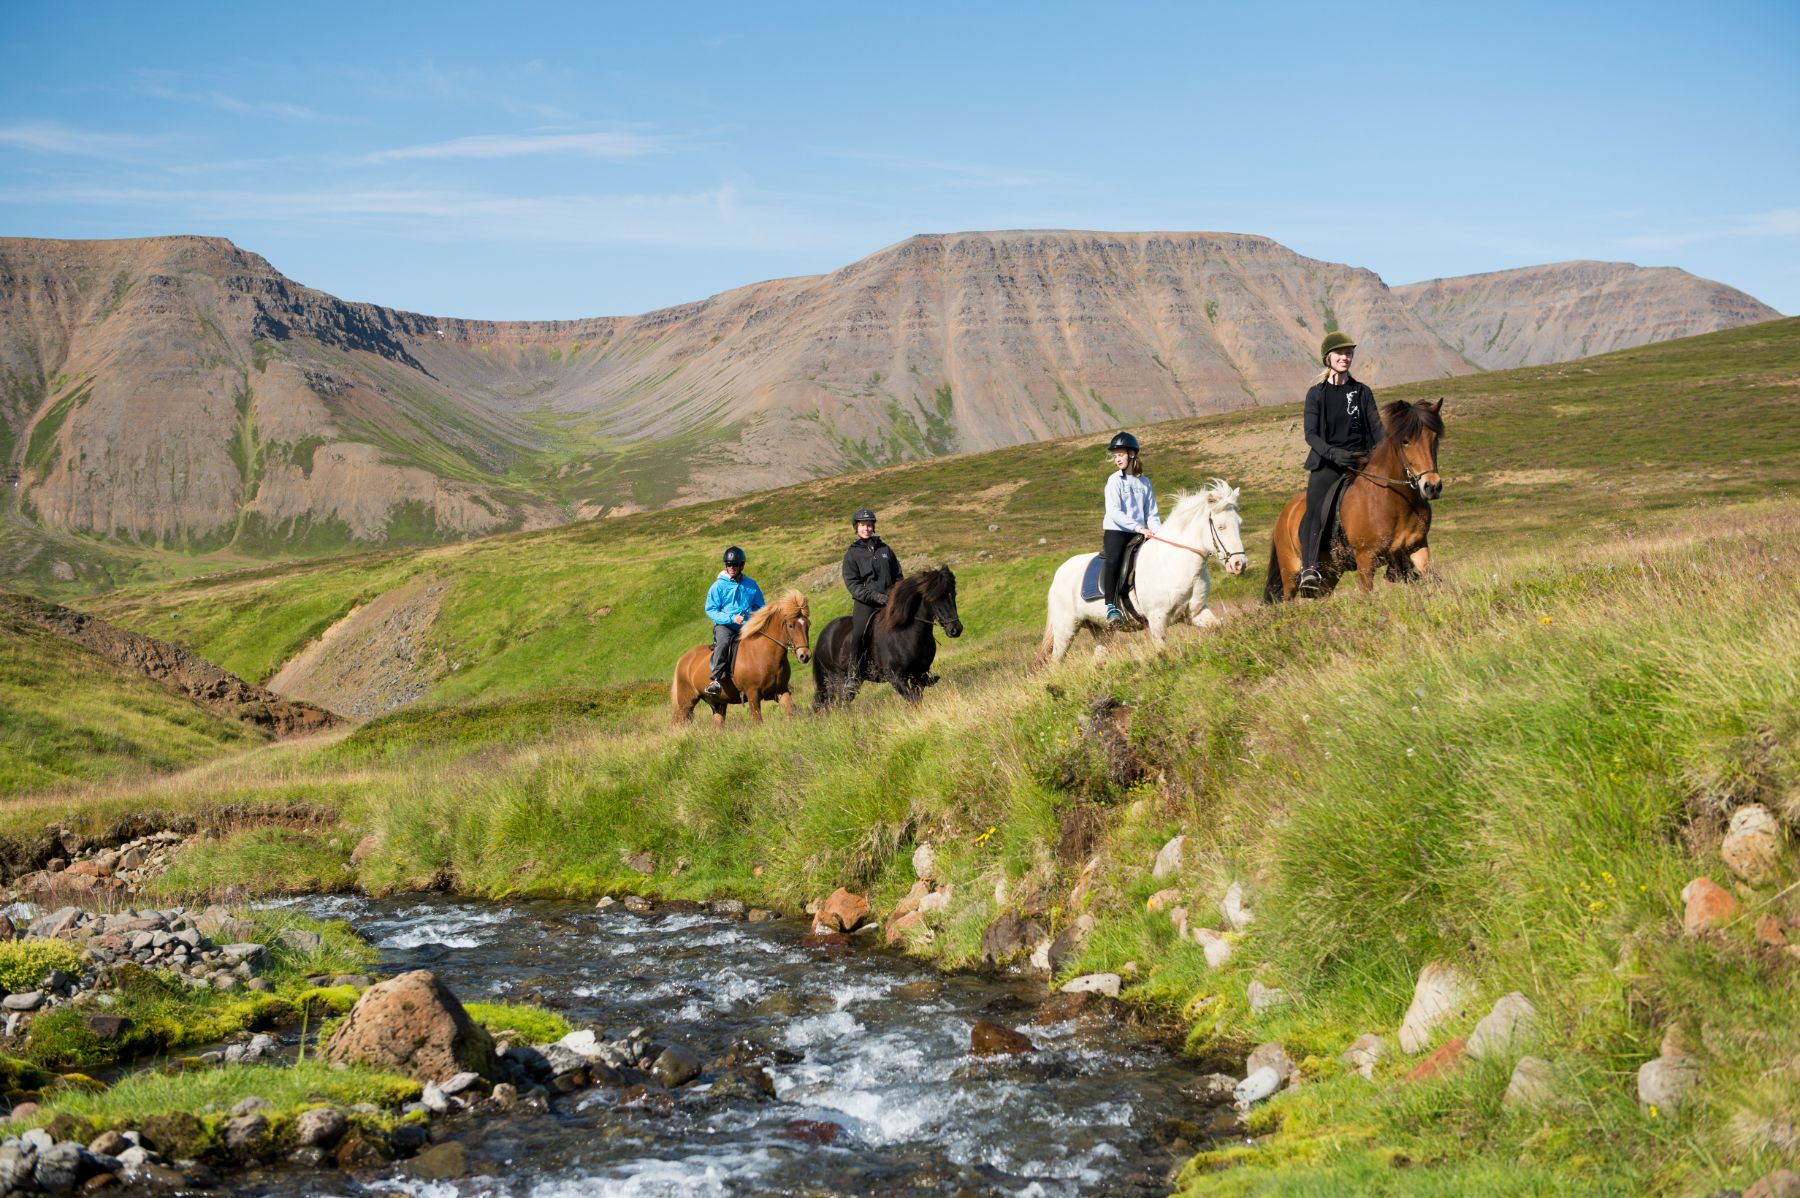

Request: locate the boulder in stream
(324, 969), (500, 1083)
(970, 1019), (1034, 1057)
(814, 888), (871, 934)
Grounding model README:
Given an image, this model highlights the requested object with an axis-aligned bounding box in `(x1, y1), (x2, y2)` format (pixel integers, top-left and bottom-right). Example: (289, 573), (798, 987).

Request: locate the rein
(1348, 454), (1432, 500)
(1145, 514), (1246, 565)
(749, 615), (809, 657)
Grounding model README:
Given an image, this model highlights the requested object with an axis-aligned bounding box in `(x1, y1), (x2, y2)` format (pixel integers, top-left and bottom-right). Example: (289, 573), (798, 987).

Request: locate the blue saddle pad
(1080, 554), (1106, 602)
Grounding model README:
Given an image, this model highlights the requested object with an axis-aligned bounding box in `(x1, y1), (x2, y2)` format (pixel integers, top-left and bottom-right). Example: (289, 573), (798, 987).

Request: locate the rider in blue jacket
(702, 546), (765, 699)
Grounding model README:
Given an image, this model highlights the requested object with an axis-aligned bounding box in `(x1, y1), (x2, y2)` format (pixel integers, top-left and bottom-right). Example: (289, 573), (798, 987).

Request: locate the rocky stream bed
(230, 894), (1234, 1197)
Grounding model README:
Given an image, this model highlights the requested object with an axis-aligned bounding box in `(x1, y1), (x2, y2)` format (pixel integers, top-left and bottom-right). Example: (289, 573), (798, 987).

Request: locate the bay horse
(813, 567), (963, 709)
(1265, 399), (1445, 601)
(671, 591), (812, 726)
(1041, 480), (1247, 663)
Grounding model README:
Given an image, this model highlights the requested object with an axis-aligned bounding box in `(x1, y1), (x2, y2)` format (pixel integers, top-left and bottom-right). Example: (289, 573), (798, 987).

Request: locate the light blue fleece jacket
(704, 571), (765, 625)
(1103, 471), (1162, 533)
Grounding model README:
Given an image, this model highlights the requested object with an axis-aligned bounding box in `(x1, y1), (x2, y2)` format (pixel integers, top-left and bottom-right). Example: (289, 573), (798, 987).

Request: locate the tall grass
(246, 511), (1791, 1196)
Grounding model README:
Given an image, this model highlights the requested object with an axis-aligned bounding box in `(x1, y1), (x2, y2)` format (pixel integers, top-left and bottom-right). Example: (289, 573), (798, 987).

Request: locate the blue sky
(3, 1), (1796, 319)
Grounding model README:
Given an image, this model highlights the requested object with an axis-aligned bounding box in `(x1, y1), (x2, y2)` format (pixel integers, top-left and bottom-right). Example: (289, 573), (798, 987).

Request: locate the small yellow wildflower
(973, 825), (997, 847)
(1648, 1105), (1659, 1119)
(1588, 900), (1606, 912)
(1541, 616), (1553, 624)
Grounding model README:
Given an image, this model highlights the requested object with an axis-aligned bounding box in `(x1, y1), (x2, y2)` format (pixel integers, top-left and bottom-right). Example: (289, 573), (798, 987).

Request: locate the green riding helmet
(1107, 432), (1140, 454)
(722, 546), (746, 566)
(851, 508), (877, 525)
(1320, 331), (1358, 364)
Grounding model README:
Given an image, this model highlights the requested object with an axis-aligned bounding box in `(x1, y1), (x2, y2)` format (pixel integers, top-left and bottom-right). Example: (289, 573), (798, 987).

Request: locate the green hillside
(3, 318), (1797, 1195)
(83, 317), (1800, 703)
(0, 603), (259, 796)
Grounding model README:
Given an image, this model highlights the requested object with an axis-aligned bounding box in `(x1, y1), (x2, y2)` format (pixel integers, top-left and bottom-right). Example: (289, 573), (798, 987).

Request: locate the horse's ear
(1430, 398), (1445, 413)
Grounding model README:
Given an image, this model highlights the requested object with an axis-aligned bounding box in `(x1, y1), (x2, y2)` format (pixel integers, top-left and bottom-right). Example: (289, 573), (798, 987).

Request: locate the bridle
(750, 610), (810, 657)
(1349, 439), (1438, 501)
(1145, 506), (1246, 568)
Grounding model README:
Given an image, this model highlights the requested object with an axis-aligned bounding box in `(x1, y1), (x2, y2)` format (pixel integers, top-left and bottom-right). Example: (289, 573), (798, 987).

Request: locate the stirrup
(1297, 568), (1323, 595)
(1105, 603), (1123, 624)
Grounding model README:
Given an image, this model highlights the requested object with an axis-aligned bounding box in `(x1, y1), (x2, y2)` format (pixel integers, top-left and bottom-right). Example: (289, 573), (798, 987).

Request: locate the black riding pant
(849, 600), (882, 678)
(1100, 529), (1136, 606)
(1299, 463), (1348, 571)
(709, 623), (739, 684)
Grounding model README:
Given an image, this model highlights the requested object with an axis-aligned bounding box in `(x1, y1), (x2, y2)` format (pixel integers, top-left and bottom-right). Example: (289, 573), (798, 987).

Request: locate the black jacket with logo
(1303, 375), (1385, 470)
(842, 536), (903, 606)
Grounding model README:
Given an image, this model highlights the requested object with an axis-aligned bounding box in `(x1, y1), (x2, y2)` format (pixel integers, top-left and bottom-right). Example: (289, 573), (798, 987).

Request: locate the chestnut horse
(1265, 399), (1445, 601)
(671, 591), (812, 726)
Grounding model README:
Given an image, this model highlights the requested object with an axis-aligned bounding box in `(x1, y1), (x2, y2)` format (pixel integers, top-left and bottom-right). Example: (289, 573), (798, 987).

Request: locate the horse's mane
(876, 567), (954, 632)
(1382, 400), (1445, 442)
(1161, 479), (1240, 534)
(743, 590), (806, 637)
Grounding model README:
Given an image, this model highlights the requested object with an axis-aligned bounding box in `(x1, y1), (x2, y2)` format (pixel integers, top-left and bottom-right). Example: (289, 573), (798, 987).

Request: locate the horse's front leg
(1146, 606), (1170, 647)
(744, 690), (764, 723)
(777, 691), (796, 719)
(1409, 544), (1433, 579)
(1354, 548), (1380, 593)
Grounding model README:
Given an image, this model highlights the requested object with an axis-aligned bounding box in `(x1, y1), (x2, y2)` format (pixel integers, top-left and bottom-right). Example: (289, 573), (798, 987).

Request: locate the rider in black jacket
(841, 507), (903, 678)
(1298, 331), (1385, 594)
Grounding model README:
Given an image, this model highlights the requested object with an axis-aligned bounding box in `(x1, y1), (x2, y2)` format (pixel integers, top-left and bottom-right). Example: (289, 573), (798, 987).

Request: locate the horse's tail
(671, 660), (692, 725)
(1038, 620), (1055, 662)
(1262, 540), (1285, 605)
(812, 640), (835, 711)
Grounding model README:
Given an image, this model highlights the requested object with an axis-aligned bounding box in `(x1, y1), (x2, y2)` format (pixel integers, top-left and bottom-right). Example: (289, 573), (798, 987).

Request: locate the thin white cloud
(350, 63), (579, 123)
(0, 182), (839, 253)
(0, 122), (168, 159)
(367, 130), (667, 162)
(1613, 206), (1800, 252)
(134, 82), (323, 121)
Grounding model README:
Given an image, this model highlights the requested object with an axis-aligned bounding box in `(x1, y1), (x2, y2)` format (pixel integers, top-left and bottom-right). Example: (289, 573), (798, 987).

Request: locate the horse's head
(747, 591), (811, 662)
(1384, 399), (1445, 500)
(880, 568), (962, 638)
(910, 567), (963, 638)
(1205, 479), (1247, 576)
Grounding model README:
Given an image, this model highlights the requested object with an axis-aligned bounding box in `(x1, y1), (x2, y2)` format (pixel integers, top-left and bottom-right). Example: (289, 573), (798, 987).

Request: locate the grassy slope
(81, 317), (1800, 693)
(4, 320), (1798, 1194)
(0, 604), (261, 796)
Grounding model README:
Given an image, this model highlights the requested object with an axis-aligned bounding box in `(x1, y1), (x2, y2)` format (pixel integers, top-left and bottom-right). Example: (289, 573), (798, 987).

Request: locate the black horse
(813, 566), (963, 709)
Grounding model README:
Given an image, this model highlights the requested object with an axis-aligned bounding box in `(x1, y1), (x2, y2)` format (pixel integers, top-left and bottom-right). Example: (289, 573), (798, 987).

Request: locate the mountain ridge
(0, 232), (1778, 586)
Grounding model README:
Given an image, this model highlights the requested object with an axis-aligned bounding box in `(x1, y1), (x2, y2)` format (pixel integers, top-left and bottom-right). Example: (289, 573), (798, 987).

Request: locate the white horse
(1041, 480), (1246, 663)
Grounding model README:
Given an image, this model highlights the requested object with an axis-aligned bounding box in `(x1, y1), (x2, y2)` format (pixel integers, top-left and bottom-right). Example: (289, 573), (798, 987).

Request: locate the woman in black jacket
(1297, 331), (1384, 594)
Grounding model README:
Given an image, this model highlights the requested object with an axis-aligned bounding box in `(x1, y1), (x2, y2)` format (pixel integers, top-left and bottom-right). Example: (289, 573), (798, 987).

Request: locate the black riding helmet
(851, 508), (877, 525)
(722, 546), (746, 566)
(1107, 432), (1140, 454)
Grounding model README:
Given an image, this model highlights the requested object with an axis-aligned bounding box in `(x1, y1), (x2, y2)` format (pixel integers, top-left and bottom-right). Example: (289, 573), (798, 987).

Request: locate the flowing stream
(243, 895), (1228, 1197)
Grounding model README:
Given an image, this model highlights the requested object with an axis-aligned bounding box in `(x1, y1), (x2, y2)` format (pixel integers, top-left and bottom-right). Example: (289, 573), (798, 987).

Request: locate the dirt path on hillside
(266, 576), (449, 719)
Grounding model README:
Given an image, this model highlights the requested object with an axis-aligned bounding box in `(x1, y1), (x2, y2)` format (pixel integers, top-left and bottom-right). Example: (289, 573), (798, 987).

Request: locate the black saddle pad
(1080, 554), (1106, 602)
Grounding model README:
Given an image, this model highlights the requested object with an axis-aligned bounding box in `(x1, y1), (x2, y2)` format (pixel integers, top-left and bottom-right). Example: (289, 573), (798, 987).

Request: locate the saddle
(1080, 536), (1146, 622)
(1312, 472), (1355, 563)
